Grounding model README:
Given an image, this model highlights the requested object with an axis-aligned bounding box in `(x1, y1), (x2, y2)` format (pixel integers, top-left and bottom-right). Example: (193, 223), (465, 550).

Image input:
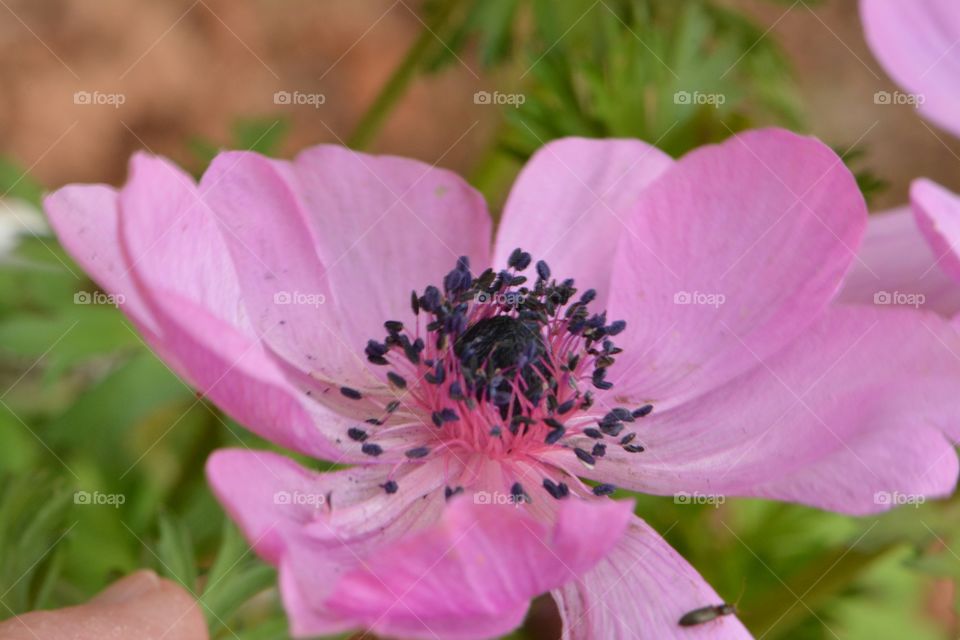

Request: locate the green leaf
(0, 474), (72, 613)
(157, 513), (198, 591)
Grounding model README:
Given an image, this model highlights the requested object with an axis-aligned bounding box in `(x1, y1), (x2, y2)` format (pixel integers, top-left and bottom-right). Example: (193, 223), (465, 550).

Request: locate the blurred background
(1, 0), (959, 638)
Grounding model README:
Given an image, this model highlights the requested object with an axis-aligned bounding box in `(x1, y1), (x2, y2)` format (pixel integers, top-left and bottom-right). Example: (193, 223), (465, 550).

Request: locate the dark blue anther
(545, 426), (566, 444)
(574, 448), (596, 465)
(556, 399), (577, 415)
(535, 260), (551, 281)
(632, 404), (654, 418)
(593, 484), (616, 497)
(542, 478), (569, 500)
(605, 320), (626, 336)
(361, 443), (383, 457)
(421, 285), (442, 312)
(405, 446), (430, 459)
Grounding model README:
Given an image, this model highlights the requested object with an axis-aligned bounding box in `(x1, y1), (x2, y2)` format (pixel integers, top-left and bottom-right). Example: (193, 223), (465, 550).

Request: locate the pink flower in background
(860, 0), (960, 140)
(841, 1), (960, 315)
(46, 128), (960, 639)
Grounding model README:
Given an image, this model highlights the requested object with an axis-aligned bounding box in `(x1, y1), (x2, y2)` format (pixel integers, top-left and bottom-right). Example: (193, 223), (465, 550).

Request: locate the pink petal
(201, 146), (491, 394)
(206, 448), (452, 636)
(607, 129), (867, 406)
(492, 137), (673, 306)
(553, 515), (751, 639)
(321, 496), (633, 640)
(197, 151), (393, 428)
(44, 185), (160, 341)
(555, 306), (960, 515)
(861, 0), (960, 139)
(111, 153), (353, 459)
(912, 178), (960, 285)
(837, 206), (960, 316)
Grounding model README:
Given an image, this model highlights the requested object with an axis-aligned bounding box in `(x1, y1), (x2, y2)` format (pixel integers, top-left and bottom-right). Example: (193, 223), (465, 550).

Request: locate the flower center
(454, 315), (547, 419)
(338, 248), (652, 497)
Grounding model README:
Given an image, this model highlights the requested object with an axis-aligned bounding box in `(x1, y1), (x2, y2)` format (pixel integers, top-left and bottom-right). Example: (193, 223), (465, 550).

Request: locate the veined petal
(551, 306), (960, 515)
(322, 495), (633, 640)
(73, 153), (354, 459)
(201, 146), (492, 398)
(493, 137), (673, 307)
(607, 129), (866, 408)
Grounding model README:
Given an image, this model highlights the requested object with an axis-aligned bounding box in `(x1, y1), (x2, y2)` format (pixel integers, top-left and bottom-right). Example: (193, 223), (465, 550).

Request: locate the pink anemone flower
(45, 128), (960, 639)
(860, 0), (960, 140)
(841, 1), (960, 317)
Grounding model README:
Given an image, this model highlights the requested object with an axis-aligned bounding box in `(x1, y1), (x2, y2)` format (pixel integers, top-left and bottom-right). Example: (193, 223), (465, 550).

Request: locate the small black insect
(678, 603), (737, 627)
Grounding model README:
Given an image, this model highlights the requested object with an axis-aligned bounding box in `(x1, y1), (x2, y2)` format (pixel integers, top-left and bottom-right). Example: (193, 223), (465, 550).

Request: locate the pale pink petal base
(322, 496), (633, 640)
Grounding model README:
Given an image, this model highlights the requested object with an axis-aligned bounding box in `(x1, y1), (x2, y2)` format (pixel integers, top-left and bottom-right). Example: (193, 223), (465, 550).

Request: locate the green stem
(347, 0), (459, 150)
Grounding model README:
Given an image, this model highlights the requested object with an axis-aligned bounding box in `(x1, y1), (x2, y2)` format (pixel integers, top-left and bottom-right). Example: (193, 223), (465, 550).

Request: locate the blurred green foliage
(0, 1), (950, 639)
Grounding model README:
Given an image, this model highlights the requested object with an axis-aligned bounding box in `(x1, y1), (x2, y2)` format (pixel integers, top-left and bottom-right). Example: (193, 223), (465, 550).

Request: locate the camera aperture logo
(74, 490), (125, 508)
(473, 90), (525, 108)
(273, 490), (326, 507)
(274, 90), (326, 109)
(873, 290), (925, 308)
(673, 290), (725, 308)
(274, 290), (326, 308)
